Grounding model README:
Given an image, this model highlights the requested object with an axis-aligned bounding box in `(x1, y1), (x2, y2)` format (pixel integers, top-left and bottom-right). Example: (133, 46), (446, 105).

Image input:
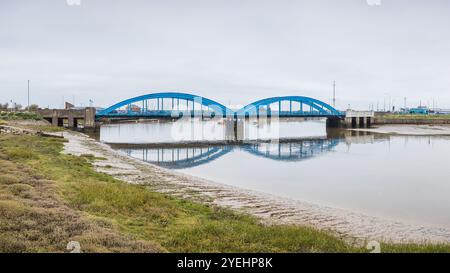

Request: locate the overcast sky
(1, 0), (450, 110)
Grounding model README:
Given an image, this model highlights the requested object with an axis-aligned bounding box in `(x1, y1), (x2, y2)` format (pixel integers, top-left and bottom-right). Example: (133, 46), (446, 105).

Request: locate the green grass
(8, 122), (66, 133)
(0, 111), (42, 121)
(382, 114), (450, 120)
(34, 125), (66, 132)
(1, 133), (450, 253)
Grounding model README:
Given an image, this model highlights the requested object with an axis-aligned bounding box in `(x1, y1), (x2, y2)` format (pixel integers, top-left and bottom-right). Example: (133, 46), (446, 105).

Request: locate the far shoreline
(350, 124), (450, 136)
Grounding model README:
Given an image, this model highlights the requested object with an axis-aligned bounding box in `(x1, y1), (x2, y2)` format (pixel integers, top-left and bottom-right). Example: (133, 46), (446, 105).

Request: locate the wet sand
(352, 124), (450, 136)
(59, 129), (450, 244)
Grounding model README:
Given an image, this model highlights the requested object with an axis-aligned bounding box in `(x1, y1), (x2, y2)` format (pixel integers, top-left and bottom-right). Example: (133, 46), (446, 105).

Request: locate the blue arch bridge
(96, 92), (345, 120)
(38, 92), (375, 130)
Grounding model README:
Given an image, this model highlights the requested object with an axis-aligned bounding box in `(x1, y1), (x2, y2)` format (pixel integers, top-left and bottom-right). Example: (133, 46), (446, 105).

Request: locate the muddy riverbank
(352, 124), (450, 136)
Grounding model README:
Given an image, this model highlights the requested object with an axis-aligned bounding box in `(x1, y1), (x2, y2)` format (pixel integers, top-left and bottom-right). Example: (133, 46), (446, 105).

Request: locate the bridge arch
(97, 92), (233, 118)
(238, 96), (343, 117)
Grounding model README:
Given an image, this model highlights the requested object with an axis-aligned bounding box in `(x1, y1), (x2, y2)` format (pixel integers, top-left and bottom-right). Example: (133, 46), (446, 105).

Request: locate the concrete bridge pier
(359, 117), (366, 127)
(329, 111), (374, 128)
(343, 110), (374, 128)
(326, 117), (343, 128)
(68, 111), (75, 128)
(366, 117), (372, 127)
(354, 117), (360, 127)
(344, 117), (353, 128)
(51, 110), (58, 126)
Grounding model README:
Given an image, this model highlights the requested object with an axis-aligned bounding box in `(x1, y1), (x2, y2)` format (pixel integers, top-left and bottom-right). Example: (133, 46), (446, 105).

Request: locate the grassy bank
(0, 111), (42, 121)
(381, 114), (450, 120)
(1, 130), (450, 252)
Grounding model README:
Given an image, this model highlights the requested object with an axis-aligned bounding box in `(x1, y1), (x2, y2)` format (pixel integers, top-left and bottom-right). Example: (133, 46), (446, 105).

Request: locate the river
(98, 118), (450, 230)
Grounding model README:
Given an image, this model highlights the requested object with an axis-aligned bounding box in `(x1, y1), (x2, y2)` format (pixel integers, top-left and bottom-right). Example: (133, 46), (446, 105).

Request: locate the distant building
(409, 106), (429, 115)
(127, 104), (141, 113)
(431, 108), (450, 115)
(65, 102), (75, 109)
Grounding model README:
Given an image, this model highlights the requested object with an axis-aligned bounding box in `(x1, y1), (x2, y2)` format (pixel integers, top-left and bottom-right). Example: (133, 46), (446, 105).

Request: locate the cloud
(366, 0), (382, 6)
(1, 0), (450, 110)
(66, 0), (81, 6)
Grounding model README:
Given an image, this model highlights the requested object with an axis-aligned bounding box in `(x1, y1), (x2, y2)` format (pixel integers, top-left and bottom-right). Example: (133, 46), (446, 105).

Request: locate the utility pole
(27, 80), (30, 109)
(404, 97), (407, 110)
(332, 81), (336, 108)
(388, 95), (391, 112)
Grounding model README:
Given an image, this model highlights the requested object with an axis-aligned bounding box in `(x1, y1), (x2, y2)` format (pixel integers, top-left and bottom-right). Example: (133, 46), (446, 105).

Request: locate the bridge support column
(234, 118), (238, 141)
(52, 110), (58, 126)
(359, 117), (366, 128)
(84, 107), (96, 129)
(344, 117), (352, 128)
(326, 117), (343, 128)
(354, 117), (360, 128)
(235, 118), (244, 142)
(68, 111), (75, 128)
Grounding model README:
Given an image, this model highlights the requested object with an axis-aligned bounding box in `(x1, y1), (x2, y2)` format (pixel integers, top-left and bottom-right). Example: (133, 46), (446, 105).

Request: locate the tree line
(0, 102), (39, 112)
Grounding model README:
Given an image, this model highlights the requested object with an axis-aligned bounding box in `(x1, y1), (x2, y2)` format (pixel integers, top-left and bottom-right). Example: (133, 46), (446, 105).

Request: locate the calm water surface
(100, 119), (450, 229)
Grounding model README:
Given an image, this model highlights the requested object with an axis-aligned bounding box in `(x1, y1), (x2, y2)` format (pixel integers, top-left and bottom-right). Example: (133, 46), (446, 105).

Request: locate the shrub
(0, 111), (42, 121)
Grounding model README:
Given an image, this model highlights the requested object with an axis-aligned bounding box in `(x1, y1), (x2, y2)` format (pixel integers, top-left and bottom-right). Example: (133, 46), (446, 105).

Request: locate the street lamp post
(27, 80), (30, 110)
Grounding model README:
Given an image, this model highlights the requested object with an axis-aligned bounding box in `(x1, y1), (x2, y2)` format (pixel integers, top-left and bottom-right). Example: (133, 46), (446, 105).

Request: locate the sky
(1, 0), (450, 110)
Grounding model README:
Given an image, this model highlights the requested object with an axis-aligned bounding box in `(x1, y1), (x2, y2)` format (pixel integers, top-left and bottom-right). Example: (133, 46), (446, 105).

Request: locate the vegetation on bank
(1, 127), (450, 252)
(1, 117), (65, 133)
(16, 123), (66, 133)
(381, 114), (450, 120)
(0, 111), (42, 121)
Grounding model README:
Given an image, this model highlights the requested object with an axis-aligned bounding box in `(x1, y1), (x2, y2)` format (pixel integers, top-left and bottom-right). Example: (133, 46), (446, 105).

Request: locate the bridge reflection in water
(123, 146), (233, 169)
(121, 138), (342, 169)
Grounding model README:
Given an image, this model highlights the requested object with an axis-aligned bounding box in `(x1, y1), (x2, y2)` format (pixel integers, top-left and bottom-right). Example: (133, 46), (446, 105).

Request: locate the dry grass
(5, 119), (66, 132)
(0, 141), (160, 253)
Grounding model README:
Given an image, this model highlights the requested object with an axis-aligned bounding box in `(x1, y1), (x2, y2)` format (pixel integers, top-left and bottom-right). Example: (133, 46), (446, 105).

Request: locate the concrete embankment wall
(373, 118), (450, 125)
(36, 107), (96, 129)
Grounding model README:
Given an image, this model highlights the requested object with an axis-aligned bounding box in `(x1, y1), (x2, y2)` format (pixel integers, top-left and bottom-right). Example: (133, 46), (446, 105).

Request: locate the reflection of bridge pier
(326, 127), (390, 145)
